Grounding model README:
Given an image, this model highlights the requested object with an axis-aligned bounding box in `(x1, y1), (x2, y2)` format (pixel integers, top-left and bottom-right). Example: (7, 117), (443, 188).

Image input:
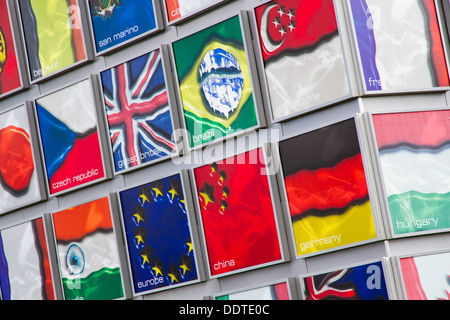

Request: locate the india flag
(52, 196), (125, 300)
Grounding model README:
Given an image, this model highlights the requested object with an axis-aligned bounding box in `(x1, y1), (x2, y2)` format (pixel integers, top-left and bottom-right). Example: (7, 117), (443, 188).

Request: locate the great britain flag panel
(100, 49), (177, 174)
(349, 0), (449, 92)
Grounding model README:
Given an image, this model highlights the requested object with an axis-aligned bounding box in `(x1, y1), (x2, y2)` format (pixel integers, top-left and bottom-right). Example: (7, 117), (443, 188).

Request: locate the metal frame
(190, 143), (289, 279)
(48, 193), (132, 300)
(116, 170), (206, 297)
(0, 103), (47, 215)
(168, 11), (266, 153)
(32, 75), (112, 198)
(0, 0), (28, 100)
(249, 0), (359, 124)
(343, 0), (450, 95)
(274, 113), (385, 259)
(392, 248), (450, 300)
(362, 107), (450, 239)
(212, 277), (299, 300)
(85, 0), (164, 56)
(15, 0), (93, 84)
(298, 258), (398, 300)
(162, 0), (230, 26)
(97, 45), (183, 175)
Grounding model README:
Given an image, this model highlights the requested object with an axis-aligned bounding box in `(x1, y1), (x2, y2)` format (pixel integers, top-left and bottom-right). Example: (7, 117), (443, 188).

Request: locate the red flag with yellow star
(194, 148), (283, 277)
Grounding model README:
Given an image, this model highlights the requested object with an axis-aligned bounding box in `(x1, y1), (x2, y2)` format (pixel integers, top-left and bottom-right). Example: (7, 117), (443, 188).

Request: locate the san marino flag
(52, 196), (125, 300)
(172, 15), (258, 148)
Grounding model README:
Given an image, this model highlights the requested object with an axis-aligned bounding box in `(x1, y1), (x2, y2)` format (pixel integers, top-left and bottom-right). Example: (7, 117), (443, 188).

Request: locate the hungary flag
(52, 197), (125, 300)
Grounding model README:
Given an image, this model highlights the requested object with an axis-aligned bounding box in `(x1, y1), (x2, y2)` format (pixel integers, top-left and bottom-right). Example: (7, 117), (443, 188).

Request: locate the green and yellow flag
(172, 15), (258, 148)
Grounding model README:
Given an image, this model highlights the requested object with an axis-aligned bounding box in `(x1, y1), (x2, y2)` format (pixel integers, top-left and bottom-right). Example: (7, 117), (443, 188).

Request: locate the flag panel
(0, 218), (55, 300)
(279, 118), (377, 257)
(35, 79), (106, 195)
(172, 15), (259, 149)
(100, 49), (177, 174)
(0, 105), (43, 214)
(216, 281), (290, 300)
(0, 0), (23, 97)
(18, 0), (88, 82)
(302, 261), (390, 300)
(194, 148), (283, 277)
(349, 0), (449, 92)
(254, 0), (351, 121)
(371, 110), (450, 236)
(52, 197), (126, 300)
(165, 0), (226, 23)
(118, 173), (200, 295)
(399, 252), (450, 300)
(88, 0), (160, 54)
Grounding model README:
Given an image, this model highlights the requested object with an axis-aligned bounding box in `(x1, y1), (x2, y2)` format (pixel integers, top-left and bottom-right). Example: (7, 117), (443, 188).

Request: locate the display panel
(0, 0), (26, 98)
(278, 118), (378, 258)
(348, 0), (450, 93)
(369, 110), (450, 236)
(18, 0), (90, 83)
(51, 196), (127, 300)
(88, 0), (162, 55)
(100, 48), (178, 174)
(0, 218), (55, 300)
(301, 261), (390, 300)
(216, 280), (291, 300)
(397, 251), (450, 300)
(172, 14), (262, 149)
(118, 172), (202, 295)
(193, 147), (284, 277)
(34, 77), (108, 196)
(254, 0), (352, 122)
(164, 0), (227, 24)
(0, 104), (45, 214)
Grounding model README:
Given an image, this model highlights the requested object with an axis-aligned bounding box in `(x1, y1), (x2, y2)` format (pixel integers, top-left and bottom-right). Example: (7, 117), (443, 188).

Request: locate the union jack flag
(101, 49), (176, 173)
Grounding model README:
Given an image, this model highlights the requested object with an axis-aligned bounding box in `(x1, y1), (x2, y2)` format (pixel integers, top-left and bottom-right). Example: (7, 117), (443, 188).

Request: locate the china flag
(255, 0), (338, 62)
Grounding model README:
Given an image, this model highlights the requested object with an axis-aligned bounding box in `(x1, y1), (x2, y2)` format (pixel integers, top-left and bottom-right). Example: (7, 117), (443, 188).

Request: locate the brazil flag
(172, 15), (258, 148)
